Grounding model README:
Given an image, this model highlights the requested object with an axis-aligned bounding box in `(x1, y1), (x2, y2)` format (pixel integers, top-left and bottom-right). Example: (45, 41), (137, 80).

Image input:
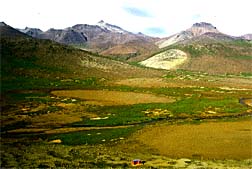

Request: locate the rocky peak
(18, 27), (43, 37)
(98, 20), (105, 24)
(96, 20), (127, 34)
(192, 22), (216, 28)
(188, 22), (219, 36)
(0, 22), (7, 26)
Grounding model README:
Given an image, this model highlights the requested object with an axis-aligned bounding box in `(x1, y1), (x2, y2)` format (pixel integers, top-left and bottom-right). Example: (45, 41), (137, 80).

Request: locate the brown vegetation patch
(181, 56), (252, 74)
(113, 78), (193, 88)
(136, 120), (252, 160)
(51, 90), (174, 106)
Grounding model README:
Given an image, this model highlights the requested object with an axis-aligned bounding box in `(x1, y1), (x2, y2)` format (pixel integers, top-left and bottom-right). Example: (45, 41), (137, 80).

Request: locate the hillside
(177, 41), (252, 74)
(0, 23), (163, 93)
(0, 22), (28, 38)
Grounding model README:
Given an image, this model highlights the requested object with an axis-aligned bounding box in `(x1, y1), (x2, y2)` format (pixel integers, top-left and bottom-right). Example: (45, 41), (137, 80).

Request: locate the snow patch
(97, 20), (126, 34)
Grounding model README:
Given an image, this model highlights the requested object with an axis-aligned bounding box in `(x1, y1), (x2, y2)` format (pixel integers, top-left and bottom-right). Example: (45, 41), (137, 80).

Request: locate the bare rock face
(187, 22), (220, 36)
(19, 27), (43, 37)
(38, 28), (87, 45)
(156, 31), (193, 48)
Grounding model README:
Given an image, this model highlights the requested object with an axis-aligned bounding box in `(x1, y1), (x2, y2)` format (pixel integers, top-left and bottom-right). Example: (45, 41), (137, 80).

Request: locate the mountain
(18, 20), (158, 61)
(187, 22), (219, 36)
(140, 22), (252, 74)
(156, 22), (236, 48)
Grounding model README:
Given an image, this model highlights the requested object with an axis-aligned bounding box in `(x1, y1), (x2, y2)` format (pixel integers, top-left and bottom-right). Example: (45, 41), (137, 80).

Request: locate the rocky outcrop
(38, 28), (87, 45)
(19, 27), (43, 37)
(187, 22), (219, 36)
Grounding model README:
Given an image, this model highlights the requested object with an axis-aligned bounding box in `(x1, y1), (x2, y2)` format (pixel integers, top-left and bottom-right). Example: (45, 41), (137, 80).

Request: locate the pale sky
(0, 0), (251, 37)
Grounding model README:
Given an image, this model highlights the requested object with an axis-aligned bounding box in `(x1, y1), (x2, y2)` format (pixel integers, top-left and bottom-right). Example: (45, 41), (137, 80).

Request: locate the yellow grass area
(51, 90), (174, 106)
(136, 120), (252, 160)
(30, 112), (83, 127)
(113, 78), (194, 88)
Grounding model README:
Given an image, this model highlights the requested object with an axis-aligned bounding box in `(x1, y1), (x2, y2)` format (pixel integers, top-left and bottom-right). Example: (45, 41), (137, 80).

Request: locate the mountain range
(1, 21), (252, 75)
(18, 20), (158, 61)
(17, 21), (251, 61)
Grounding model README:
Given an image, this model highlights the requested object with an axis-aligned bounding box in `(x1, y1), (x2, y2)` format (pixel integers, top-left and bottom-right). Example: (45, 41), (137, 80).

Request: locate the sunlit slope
(140, 49), (187, 70)
(142, 39), (252, 74)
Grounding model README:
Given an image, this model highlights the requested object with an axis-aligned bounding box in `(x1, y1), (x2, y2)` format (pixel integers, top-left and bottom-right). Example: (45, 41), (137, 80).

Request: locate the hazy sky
(1, 0), (251, 37)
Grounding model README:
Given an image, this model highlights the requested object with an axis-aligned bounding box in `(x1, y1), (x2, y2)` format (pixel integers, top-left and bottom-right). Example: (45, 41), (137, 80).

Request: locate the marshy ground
(1, 71), (252, 168)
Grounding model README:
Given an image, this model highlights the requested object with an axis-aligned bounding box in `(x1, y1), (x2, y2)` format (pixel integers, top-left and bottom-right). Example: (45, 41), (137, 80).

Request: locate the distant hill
(240, 34), (252, 40)
(156, 22), (237, 48)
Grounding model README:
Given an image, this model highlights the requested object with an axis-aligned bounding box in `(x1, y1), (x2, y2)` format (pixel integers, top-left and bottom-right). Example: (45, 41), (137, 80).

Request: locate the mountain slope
(142, 38), (252, 74)
(38, 28), (88, 45)
(0, 22), (28, 38)
(1, 23), (163, 92)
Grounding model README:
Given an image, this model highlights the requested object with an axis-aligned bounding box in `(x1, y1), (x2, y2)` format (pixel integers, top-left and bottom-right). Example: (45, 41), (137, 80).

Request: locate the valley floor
(1, 71), (252, 168)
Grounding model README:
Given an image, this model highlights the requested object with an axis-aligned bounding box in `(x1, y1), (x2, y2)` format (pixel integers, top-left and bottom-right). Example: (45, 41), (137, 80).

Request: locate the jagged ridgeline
(18, 20), (159, 61)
